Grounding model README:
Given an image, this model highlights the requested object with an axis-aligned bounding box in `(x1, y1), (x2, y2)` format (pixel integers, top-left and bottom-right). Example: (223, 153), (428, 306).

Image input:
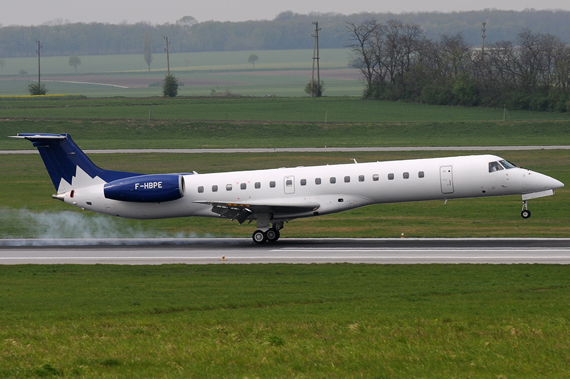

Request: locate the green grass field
(3, 97), (570, 123)
(2, 264), (570, 378)
(1, 96), (569, 378)
(0, 49), (351, 76)
(0, 49), (360, 97)
(1, 98), (570, 152)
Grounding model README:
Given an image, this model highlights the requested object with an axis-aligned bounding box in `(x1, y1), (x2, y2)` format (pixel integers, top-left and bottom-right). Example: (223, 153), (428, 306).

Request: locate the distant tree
(177, 16), (198, 28)
(68, 56), (81, 73)
(143, 31), (153, 72)
(28, 82), (48, 95)
(304, 80), (325, 97)
(248, 53), (259, 68)
(0, 58), (5, 71)
(162, 74), (179, 97)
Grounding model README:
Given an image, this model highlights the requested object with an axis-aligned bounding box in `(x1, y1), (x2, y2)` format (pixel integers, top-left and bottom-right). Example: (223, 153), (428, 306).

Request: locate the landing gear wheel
(266, 228), (280, 242)
(252, 230), (267, 244)
(521, 210), (531, 219)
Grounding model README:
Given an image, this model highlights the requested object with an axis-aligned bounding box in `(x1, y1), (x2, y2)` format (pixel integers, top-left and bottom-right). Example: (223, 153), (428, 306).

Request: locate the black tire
(521, 210), (531, 219)
(252, 230), (267, 244)
(266, 228), (280, 242)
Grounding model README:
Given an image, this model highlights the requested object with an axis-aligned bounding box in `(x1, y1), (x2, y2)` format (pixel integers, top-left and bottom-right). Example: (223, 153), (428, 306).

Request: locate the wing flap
(194, 200), (320, 222)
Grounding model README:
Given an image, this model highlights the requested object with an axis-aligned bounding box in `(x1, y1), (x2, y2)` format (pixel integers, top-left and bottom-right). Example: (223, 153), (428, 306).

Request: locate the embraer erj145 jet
(13, 133), (564, 244)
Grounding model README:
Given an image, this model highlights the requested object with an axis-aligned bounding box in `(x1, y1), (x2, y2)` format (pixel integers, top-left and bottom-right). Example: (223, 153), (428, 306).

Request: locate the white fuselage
(63, 154), (562, 222)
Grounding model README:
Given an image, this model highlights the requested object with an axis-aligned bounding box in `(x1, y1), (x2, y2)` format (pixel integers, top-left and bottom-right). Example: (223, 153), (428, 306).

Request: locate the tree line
(347, 19), (570, 112)
(0, 10), (569, 58)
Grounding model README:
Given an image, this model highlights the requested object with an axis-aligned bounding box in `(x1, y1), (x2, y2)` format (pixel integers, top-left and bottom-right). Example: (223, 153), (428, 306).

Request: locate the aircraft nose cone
(528, 171), (564, 192)
(551, 177), (565, 190)
(534, 172), (564, 190)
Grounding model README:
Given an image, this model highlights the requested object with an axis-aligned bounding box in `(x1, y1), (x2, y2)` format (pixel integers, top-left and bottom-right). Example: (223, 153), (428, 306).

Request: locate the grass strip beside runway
(1, 264), (569, 378)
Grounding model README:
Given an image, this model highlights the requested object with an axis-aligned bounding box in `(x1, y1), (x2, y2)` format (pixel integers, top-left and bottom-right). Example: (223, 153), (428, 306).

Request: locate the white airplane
(12, 133), (564, 244)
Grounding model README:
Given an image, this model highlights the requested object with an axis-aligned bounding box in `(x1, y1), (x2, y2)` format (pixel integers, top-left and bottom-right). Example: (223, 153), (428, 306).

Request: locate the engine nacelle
(104, 174), (185, 203)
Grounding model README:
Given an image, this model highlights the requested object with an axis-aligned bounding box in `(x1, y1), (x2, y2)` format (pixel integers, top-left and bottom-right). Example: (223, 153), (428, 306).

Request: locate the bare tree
(438, 33), (472, 79)
(346, 20), (381, 89)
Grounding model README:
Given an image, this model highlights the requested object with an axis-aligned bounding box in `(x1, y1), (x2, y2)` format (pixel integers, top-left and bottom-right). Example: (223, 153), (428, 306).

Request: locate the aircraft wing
(193, 200), (320, 223)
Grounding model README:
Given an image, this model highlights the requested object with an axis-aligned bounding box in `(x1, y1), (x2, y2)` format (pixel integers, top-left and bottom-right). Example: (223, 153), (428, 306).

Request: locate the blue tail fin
(12, 133), (140, 193)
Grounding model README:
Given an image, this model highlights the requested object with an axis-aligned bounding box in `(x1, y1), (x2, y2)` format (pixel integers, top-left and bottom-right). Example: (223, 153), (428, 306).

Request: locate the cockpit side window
(489, 161), (504, 172)
(499, 160), (517, 169)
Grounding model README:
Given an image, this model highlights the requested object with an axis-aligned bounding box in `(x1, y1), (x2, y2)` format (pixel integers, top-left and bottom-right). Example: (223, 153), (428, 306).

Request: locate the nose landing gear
(521, 200), (531, 219)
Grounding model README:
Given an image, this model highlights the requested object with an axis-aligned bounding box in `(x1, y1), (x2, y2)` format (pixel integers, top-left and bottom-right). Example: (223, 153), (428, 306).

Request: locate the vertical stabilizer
(11, 133), (140, 193)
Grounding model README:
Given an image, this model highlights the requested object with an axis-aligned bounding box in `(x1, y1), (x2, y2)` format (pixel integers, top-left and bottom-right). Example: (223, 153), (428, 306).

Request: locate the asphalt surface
(1, 238), (569, 264)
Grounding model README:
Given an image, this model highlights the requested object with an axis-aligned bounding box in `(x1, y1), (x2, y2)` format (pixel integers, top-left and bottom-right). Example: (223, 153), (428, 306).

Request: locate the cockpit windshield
(489, 160), (517, 173)
(499, 160), (517, 169)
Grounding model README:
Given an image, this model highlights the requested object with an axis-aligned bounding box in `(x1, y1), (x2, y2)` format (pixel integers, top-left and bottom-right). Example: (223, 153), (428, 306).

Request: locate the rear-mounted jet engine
(104, 174), (185, 203)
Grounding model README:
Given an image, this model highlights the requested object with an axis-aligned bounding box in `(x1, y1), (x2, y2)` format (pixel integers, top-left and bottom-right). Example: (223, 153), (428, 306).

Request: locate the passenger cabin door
(284, 176), (295, 194)
(440, 166), (454, 194)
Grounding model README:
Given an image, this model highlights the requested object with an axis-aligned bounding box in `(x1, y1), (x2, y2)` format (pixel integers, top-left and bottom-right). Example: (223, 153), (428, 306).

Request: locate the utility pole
(481, 22), (486, 56)
(164, 36), (170, 76)
(36, 40), (42, 88)
(310, 22), (322, 97)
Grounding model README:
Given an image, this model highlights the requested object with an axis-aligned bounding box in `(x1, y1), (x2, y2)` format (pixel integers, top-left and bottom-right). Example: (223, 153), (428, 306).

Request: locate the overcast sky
(1, 0), (569, 26)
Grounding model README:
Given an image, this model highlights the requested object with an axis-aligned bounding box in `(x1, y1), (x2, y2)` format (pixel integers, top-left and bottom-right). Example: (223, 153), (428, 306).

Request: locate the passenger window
(255, 182), (261, 189)
(358, 175), (365, 182)
(300, 179), (307, 186)
(372, 174), (379, 181)
(388, 173), (394, 180)
(226, 184), (232, 191)
(403, 172), (409, 179)
(240, 183), (246, 190)
(330, 177), (336, 184)
(198, 186), (204, 193)
(286, 179), (293, 187)
(315, 178), (321, 185)
(212, 185), (218, 192)
(270, 181), (276, 188)
(418, 171), (425, 178)
(344, 176), (350, 183)
(489, 162), (503, 172)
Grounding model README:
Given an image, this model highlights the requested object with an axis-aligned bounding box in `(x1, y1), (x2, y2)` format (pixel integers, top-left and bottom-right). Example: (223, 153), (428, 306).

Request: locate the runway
(1, 238), (570, 264)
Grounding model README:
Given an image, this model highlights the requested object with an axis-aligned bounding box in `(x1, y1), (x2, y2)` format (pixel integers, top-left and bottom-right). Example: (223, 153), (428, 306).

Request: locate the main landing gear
(521, 200), (531, 219)
(252, 215), (283, 244)
(252, 228), (281, 244)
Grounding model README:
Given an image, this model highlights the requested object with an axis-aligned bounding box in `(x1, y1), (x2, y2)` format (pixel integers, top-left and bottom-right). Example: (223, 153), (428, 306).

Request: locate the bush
(420, 83), (453, 105)
(27, 82), (48, 95)
(452, 74), (479, 106)
(304, 80), (325, 97)
(162, 74), (179, 97)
